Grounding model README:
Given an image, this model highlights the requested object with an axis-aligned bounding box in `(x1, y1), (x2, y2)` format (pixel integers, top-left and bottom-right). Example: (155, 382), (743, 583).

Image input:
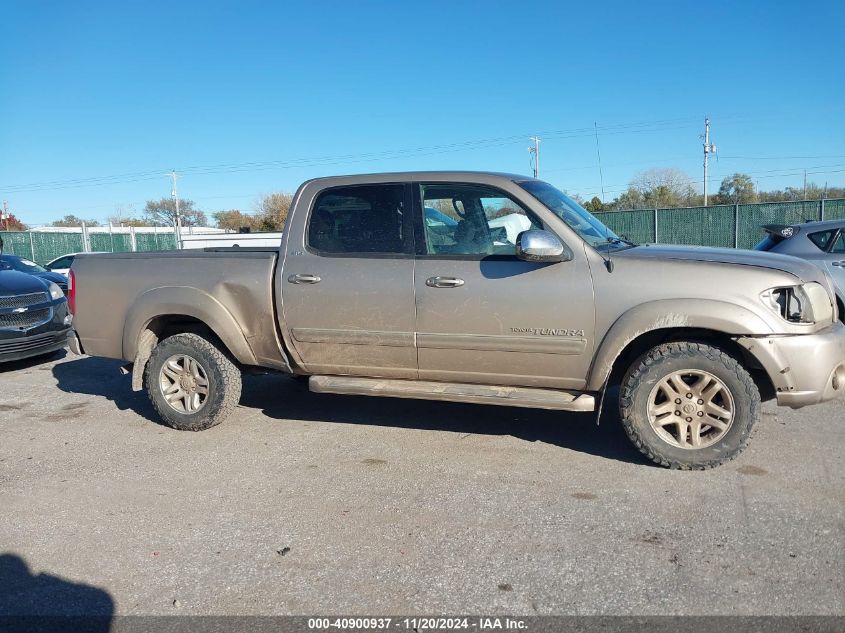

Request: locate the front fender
(122, 286), (258, 365)
(585, 299), (774, 391)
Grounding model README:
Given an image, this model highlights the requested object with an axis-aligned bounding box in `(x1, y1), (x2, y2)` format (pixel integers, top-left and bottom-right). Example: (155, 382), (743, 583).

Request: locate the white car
(45, 252), (107, 276)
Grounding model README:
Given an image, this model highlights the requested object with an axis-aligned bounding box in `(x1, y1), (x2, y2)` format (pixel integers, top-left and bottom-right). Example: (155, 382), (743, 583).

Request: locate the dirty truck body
(68, 172), (845, 469)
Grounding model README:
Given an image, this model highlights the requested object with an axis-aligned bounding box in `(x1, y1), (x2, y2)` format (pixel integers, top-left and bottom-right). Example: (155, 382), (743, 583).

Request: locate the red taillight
(68, 269), (76, 314)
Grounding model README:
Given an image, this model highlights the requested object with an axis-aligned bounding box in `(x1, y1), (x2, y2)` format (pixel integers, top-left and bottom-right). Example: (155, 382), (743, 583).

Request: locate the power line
(0, 117), (705, 193)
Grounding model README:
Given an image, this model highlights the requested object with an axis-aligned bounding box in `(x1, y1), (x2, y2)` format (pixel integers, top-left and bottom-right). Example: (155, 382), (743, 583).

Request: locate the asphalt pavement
(0, 351), (842, 616)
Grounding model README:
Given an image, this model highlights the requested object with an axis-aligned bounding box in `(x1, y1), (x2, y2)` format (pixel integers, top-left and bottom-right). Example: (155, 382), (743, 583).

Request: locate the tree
(254, 192), (293, 230)
(583, 196), (605, 212)
(213, 209), (261, 232)
(143, 197), (208, 227)
(630, 168), (698, 208)
(0, 212), (26, 231)
(611, 186), (645, 210)
(717, 173), (757, 204)
(52, 214), (101, 227)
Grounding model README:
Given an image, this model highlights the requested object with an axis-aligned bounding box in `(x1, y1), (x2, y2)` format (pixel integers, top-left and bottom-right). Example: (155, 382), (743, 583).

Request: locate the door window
(831, 232), (845, 254)
(49, 256), (73, 269)
(307, 184), (409, 255)
(419, 184), (542, 256)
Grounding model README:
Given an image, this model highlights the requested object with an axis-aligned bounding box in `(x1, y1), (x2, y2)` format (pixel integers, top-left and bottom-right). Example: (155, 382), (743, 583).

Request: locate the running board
(308, 375), (596, 412)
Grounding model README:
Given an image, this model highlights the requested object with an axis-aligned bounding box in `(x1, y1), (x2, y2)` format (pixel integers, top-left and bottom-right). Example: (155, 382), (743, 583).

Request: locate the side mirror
(515, 230), (570, 263)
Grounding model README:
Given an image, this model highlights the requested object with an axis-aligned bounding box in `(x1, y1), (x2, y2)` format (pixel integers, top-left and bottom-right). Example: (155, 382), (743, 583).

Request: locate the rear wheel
(145, 333), (242, 431)
(619, 341), (760, 469)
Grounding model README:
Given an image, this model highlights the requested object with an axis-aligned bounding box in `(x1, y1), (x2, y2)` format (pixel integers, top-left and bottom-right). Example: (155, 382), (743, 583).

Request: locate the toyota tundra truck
(66, 172), (845, 469)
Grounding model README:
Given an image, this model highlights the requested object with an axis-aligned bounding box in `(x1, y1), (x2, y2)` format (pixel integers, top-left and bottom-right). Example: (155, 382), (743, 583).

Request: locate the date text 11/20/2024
(307, 617), (528, 630)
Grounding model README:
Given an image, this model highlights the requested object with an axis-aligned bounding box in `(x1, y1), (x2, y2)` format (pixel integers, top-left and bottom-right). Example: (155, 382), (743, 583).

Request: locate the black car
(0, 269), (71, 363)
(0, 254), (69, 294)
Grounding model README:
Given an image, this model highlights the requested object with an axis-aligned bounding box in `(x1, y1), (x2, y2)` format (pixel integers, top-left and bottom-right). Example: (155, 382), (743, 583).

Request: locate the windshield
(0, 256), (48, 273)
(518, 180), (629, 249)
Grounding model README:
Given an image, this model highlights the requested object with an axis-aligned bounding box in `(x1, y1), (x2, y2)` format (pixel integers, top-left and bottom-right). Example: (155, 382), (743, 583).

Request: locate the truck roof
(301, 171), (536, 187)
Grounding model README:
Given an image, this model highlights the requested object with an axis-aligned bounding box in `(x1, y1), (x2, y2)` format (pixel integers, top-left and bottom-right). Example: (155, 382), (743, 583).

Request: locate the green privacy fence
(594, 198), (845, 250)
(0, 229), (179, 265)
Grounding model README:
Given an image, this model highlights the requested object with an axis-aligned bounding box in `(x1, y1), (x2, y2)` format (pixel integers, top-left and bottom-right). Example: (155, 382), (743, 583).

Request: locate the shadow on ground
(52, 356), (158, 422)
(0, 552), (113, 632)
(52, 356), (648, 466)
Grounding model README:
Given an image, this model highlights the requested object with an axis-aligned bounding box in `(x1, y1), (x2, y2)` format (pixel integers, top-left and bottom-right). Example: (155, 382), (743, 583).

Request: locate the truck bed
(72, 249), (288, 370)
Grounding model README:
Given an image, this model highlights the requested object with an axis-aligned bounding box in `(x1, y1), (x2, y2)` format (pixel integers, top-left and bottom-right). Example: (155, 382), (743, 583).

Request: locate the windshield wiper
(605, 236), (638, 247)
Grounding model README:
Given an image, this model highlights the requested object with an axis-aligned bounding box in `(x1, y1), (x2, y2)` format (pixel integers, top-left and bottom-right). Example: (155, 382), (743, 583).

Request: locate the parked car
(45, 252), (107, 277)
(755, 220), (845, 320)
(68, 172), (845, 469)
(0, 269), (71, 363)
(0, 254), (69, 294)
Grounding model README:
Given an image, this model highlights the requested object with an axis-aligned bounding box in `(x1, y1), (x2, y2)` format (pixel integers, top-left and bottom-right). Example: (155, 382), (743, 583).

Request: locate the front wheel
(144, 333), (242, 431)
(619, 341), (760, 469)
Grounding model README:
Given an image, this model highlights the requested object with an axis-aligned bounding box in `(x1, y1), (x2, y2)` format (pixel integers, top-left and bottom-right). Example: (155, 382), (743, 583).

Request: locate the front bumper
(0, 328), (70, 363)
(737, 321), (845, 408)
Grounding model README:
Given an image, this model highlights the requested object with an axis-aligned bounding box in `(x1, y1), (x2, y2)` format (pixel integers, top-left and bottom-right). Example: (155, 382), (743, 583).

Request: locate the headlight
(760, 282), (833, 324)
(47, 281), (65, 301)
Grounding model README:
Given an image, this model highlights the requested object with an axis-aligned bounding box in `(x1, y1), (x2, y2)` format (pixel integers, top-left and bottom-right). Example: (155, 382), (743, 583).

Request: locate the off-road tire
(619, 341), (760, 470)
(145, 333), (242, 431)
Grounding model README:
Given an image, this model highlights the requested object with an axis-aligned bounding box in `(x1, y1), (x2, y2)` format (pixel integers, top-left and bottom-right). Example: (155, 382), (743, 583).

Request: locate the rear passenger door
(280, 183), (417, 378)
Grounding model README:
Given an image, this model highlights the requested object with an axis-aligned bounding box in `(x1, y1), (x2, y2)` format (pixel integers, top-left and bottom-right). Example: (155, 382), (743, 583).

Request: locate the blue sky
(1, 0), (844, 225)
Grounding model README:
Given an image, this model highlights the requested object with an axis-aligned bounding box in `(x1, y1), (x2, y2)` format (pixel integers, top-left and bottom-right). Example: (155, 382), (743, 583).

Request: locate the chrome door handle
(426, 276), (465, 288)
(832, 261), (845, 267)
(287, 273), (321, 284)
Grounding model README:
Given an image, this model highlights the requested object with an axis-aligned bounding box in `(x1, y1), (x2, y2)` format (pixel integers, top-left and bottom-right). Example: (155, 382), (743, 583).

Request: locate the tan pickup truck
(67, 172), (845, 469)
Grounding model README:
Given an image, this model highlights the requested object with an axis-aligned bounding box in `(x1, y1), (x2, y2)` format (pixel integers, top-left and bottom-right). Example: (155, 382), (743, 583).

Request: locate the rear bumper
(737, 321), (845, 408)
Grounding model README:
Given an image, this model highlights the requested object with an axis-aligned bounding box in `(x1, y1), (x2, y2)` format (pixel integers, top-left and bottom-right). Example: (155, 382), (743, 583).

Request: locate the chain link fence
(0, 227), (179, 264)
(594, 198), (845, 249)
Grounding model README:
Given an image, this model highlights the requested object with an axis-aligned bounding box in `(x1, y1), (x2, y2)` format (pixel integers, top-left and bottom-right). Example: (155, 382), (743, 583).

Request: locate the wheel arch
(123, 287), (257, 391)
(587, 299), (775, 396)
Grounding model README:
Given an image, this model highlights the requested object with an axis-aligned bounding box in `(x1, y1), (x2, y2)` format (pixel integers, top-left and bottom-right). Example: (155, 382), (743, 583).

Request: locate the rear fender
(123, 286), (258, 366)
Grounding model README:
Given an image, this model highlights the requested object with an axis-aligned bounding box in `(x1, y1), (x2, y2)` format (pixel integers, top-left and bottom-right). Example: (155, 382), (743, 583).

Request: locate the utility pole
(1, 201), (8, 231)
(594, 122), (606, 203)
(702, 117), (716, 206)
(168, 170), (183, 249)
(528, 136), (541, 179)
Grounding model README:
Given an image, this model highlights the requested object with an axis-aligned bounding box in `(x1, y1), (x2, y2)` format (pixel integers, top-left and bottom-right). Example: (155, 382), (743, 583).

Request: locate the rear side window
(307, 184), (409, 255)
(808, 230), (837, 252)
(831, 232), (845, 254)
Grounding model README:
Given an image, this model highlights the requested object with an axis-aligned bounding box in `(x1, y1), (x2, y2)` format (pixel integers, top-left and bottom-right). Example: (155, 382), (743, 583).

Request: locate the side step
(309, 375), (596, 412)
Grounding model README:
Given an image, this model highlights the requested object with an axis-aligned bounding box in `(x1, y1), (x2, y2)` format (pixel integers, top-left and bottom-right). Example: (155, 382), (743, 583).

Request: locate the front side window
(419, 184), (542, 256)
(307, 184), (408, 255)
(518, 180), (627, 249)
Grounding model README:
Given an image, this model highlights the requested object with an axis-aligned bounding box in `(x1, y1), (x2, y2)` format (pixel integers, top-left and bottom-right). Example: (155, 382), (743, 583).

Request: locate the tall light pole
(702, 117), (716, 206)
(168, 170), (183, 248)
(529, 136), (541, 178)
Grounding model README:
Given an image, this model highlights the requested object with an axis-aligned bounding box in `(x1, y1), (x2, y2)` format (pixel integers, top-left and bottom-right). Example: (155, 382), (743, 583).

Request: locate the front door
(280, 182), (417, 379)
(412, 182), (595, 390)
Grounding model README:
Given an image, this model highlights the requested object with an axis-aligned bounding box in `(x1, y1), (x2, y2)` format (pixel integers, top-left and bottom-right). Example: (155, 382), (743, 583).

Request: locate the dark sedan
(0, 269), (71, 363)
(0, 254), (68, 294)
